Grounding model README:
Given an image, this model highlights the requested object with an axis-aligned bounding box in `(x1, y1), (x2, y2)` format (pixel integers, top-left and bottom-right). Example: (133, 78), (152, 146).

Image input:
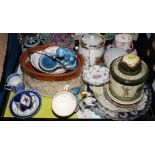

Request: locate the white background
(0, 0), (155, 155)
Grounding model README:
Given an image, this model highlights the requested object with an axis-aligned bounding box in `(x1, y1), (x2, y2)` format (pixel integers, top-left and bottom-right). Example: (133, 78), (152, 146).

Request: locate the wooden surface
(0, 33), (8, 82)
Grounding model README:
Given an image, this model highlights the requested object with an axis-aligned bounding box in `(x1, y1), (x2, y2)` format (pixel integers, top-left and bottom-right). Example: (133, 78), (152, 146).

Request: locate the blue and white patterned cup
(5, 73), (25, 94)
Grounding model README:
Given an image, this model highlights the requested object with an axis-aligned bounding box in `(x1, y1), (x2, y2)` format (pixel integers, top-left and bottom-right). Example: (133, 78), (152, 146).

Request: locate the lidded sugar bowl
(79, 33), (105, 66)
(107, 54), (148, 105)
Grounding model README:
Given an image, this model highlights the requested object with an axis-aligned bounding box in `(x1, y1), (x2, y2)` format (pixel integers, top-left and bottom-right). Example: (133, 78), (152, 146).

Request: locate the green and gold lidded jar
(107, 54), (148, 105)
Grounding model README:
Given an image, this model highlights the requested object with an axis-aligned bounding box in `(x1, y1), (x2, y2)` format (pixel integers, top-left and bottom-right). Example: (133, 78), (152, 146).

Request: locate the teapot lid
(81, 33), (105, 47)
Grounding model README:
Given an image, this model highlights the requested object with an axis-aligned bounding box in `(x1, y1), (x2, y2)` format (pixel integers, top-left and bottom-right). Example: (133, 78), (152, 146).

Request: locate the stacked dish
(107, 54), (148, 105)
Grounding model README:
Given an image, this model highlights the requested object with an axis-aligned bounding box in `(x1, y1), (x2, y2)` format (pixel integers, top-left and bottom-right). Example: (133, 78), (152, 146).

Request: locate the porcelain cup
(52, 85), (79, 117)
(115, 34), (133, 52)
(5, 73), (25, 93)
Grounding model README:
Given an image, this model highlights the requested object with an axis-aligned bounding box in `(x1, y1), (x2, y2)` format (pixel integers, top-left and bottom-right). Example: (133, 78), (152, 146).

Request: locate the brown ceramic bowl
(19, 45), (84, 81)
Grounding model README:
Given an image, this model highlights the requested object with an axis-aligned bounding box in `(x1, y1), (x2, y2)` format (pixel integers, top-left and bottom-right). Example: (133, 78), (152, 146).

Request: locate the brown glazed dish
(19, 45), (84, 81)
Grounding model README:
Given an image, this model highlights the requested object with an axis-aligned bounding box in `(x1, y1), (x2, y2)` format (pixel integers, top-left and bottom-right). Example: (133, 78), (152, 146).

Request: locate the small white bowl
(52, 91), (77, 117)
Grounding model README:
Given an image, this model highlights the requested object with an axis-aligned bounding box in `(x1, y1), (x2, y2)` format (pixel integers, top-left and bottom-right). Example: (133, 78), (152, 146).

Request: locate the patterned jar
(107, 54), (148, 105)
(79, 33), (105, 66)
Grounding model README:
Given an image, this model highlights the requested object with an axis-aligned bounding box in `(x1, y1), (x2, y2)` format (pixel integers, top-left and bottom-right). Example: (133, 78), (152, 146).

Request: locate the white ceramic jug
(79, 33), (105, 66)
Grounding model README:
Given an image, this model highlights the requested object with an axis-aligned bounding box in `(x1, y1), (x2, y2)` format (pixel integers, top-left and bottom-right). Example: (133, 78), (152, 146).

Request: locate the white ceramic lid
(81, 33), (104, 46)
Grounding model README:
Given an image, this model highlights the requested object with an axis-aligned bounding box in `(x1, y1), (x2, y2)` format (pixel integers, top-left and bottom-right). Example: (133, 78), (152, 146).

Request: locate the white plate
(91, 84), (147, 112)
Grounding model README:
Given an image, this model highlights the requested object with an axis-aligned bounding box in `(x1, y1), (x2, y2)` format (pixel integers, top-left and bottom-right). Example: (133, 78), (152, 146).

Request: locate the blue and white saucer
(9, 90), (41, 119)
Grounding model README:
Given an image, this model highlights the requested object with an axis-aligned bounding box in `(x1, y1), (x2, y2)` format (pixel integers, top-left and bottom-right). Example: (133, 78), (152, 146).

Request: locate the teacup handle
(128, 43), (133, 51)
(4, 84), (11, 91)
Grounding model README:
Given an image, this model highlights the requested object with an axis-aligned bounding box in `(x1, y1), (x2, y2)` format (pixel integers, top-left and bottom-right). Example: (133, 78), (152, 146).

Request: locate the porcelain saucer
(105, 83), (144, 106)
(89, 84), (151, 120)
(9, 90), (41, 119)
(82, 65), (110, 86)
